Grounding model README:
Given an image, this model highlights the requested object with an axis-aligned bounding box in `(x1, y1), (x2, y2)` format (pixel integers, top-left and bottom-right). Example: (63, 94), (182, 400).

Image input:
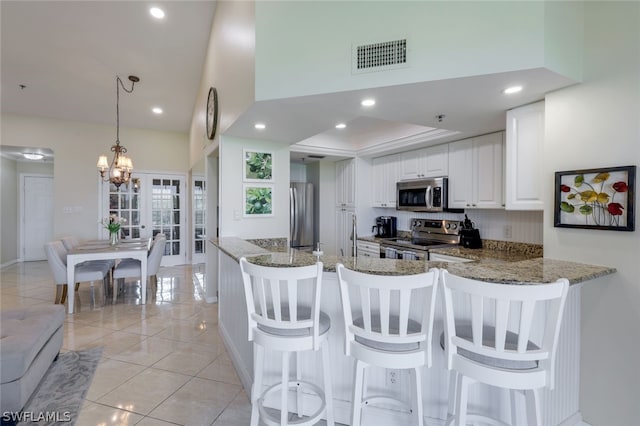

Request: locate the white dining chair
(239, 257), (334, 426)
(44, 240), (111, 306)
(336, 264), (439, 426)
(440, 270), (569, 426)
(112, 235), (166, 302)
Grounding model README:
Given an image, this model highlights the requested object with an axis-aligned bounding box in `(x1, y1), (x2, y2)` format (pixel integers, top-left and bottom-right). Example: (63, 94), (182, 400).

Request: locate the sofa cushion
(0, 305), (65, 383)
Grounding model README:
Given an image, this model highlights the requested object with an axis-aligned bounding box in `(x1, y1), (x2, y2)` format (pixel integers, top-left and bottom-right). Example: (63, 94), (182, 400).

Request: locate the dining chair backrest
(441, 270), (569, 390)
(147, 235), (166, 277)
(60, 236), (79, 251)
(44, 241), (69, 284)
(239, 257), (324, 350)
(336, 264), (439, 366)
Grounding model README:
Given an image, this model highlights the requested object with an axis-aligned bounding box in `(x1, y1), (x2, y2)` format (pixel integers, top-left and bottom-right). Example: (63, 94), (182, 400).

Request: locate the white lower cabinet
(448, 132), (504, 209)
(336, 208), (356, 257)
(356, 240), (380, 258)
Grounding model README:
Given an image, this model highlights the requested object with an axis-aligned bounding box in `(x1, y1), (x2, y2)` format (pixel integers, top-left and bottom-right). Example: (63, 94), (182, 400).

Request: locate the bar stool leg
(250, 345), (264, 426)
(525, 388), (541, 426)
(351, 360), (365, 426)
(411, 367), (424, 426)
(454, 374), (471, 426)
(296, 351), (303, 418)
(321, 340), (335, 426)
(446, 370), (457, 425)
(281, 351), (291, 425)
(510, 389), (519, 425)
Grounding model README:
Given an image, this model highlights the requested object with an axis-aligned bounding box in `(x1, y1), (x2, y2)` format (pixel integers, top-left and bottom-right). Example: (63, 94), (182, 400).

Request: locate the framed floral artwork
(244, 150), (273, 182)
(554, 165), (635, 231)
(243, 184), (273, 217)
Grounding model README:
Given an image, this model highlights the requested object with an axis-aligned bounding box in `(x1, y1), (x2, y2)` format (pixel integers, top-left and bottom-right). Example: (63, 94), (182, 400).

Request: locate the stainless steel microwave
(397, 177), (448, 212)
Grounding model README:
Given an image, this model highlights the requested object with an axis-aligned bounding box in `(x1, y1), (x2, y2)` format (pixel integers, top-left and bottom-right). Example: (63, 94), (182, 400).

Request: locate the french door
(192, 177), (206, 264)
(101, 172), (187, 266)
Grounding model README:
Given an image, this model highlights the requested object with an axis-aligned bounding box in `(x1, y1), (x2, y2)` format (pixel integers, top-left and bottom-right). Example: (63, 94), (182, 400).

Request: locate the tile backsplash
(373, 208), (543, 245)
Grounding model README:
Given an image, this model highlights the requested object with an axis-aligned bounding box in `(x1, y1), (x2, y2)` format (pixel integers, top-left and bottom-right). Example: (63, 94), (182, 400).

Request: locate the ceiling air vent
(353, 38), (408, 74)
(307, 155), (325, 159)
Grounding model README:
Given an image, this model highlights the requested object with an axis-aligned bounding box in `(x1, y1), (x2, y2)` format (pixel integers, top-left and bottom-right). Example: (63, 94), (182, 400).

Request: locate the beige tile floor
(1, 261), (251, 426)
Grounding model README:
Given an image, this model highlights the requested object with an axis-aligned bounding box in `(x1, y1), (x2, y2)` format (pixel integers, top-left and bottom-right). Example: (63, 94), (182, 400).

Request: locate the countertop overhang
(210, 237), (616, 285)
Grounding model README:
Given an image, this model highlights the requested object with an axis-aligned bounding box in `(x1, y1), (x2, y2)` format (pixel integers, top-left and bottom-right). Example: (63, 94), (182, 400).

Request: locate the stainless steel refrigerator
(289, 182), (314, 249)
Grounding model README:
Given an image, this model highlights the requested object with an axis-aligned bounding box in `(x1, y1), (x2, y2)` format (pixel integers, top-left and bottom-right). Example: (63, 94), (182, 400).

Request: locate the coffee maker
(373, 216), (397, 238)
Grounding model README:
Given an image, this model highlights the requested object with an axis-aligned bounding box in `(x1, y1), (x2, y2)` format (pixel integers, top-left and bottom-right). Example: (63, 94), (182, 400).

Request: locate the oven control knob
(452, 223), (457, 230)
(445, 223), (451, 229)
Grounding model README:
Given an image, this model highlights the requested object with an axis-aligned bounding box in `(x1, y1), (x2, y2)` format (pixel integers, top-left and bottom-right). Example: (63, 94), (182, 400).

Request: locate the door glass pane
(151, 178), (182, 260)
(105, 178), (142, 241)
(193, 179), (206, 257)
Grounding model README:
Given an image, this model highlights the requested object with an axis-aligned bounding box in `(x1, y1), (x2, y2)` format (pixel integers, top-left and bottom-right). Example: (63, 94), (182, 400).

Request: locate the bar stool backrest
(441, 270), (569, 390)
(336, 264), (439, 366)
(239, 257), (324, 350)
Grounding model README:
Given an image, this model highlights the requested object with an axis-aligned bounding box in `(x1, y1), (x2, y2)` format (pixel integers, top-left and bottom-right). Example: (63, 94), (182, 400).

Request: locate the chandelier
(97, 75), (140, 189)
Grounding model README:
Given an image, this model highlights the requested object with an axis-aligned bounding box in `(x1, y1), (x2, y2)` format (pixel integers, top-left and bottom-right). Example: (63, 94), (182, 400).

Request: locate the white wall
(1, 114), (189, 240)
(543, 2), (639, 424)
(1, 157), (18, 265)
(255, 1), (581, 101)
(189, 0), (255, 168)
(219, 136), (290, 239)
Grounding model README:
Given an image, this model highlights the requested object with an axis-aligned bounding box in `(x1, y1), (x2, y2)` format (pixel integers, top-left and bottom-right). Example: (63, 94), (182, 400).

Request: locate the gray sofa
(0, 305), (65, 413)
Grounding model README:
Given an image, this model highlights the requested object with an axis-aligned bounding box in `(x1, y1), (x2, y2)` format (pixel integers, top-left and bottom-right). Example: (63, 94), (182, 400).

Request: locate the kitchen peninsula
(212, 237), (615, 426)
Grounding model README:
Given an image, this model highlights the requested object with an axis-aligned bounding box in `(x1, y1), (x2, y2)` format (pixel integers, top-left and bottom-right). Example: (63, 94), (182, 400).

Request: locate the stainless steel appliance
(289, 182), (314, 249)
(372, 216), (397, 238)
(397, 177), (448, 212)
(379, 218), (461, 260)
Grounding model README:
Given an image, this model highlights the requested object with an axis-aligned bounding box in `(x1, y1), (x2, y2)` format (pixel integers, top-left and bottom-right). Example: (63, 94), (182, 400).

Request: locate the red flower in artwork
(560, 184), (571, 193)
(607, 203), (624, 216)
(612, 181), (628, 192)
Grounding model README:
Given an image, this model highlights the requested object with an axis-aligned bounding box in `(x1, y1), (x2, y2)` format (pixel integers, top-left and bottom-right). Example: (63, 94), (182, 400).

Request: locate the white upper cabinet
(448, 132), (504, 209)
(336, 158), (356, 207)
(399, 144), (449, 180)
(505, 101), (544, 210)
(371, 154), (399, 208)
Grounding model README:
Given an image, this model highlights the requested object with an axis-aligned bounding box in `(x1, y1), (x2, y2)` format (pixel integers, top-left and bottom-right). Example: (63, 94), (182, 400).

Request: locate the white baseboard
(0, 259), (19, 268)
(218, 320), (252, 394)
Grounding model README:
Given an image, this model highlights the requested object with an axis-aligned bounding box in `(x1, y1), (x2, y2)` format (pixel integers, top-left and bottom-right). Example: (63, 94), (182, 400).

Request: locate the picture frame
(554, 165), (636, 231)
(243, 184), (273, 217)
(244, 149), (273, 182)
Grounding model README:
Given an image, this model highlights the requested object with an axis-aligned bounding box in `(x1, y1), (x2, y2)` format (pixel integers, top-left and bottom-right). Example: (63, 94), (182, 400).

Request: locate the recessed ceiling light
(335, 123), (347, 129)
(150, 7), (165, 19)
(254, 123), (266, 130)
(361, 98), (376, 107)
(503, 86), (523, 94)
(23, 153), (44, 160)
(152, 107), (163, 114)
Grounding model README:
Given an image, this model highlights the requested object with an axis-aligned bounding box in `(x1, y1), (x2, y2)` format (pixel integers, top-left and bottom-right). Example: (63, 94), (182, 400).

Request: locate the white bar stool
(336, 264), (439, 426)
(440, 270), (569, 426)
(239, 257), (334, 426)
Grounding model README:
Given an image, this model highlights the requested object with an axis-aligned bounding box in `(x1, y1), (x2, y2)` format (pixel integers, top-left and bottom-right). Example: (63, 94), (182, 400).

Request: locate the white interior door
(22, 175), (54, 261)
(101, 172), (187, 266)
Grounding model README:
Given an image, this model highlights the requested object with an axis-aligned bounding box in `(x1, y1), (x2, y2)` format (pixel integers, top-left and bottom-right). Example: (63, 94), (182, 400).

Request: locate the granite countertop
(211, 237), (616, 285)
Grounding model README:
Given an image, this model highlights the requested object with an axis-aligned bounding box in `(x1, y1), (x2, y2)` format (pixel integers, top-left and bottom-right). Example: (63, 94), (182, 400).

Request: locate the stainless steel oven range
(379, 218), (462, 260)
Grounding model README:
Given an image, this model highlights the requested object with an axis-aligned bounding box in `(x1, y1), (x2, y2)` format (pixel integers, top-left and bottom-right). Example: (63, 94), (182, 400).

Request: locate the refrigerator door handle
(290, 187), (297, 243)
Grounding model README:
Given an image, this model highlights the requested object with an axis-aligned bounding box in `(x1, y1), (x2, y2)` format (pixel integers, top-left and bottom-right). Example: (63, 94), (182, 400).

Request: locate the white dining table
(65, 239), (150, 314)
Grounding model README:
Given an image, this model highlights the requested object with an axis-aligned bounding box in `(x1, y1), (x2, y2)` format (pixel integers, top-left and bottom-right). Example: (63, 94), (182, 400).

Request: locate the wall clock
(206, 87), (218, 140)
